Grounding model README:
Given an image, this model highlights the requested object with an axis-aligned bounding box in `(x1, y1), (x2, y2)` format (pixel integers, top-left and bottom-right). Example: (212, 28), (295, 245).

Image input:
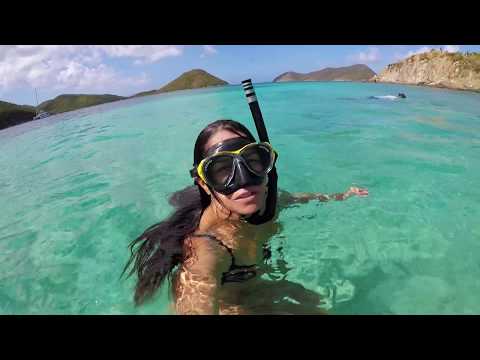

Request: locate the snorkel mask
(190, 79), (278, 225)
(190, 137), (277, 195)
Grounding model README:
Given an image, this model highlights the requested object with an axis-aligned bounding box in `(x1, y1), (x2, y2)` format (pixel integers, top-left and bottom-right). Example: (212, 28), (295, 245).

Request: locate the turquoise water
(1, 82), (479, 314)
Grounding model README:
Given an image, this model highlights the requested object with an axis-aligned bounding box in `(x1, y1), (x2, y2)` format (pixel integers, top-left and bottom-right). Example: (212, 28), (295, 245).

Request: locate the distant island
(133, 69), (228, 97)
(0, 94), (126, 130)
(371, 50), (480, 91)
(0, 101), (37, 130)
(0, 69), (228, 130)
(38, 94), (125, 115)
(273, 64), (376, 82)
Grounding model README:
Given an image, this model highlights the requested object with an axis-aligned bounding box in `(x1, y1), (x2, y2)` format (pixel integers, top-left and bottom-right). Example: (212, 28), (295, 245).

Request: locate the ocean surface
(1, 82), (479, 314)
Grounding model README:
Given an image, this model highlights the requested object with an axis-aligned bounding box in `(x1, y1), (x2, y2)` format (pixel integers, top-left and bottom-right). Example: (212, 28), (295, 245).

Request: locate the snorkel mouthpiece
(226, 160), (264, 195)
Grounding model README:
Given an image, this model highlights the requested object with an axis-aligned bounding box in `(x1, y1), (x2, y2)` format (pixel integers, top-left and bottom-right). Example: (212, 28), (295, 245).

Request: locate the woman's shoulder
(185, 231), (232, 273)
(188, 231), (226, 251)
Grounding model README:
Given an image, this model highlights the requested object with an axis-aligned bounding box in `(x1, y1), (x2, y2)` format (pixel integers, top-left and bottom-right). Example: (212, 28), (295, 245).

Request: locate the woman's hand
(346, 186), (369, 197)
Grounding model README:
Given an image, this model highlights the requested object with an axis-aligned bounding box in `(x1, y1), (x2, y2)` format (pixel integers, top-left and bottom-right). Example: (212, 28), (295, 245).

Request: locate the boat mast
(35, 88), (39, 115)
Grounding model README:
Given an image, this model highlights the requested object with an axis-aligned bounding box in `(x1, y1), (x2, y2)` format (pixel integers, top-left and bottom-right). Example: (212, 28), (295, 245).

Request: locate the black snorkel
(241, 79), (278, 225)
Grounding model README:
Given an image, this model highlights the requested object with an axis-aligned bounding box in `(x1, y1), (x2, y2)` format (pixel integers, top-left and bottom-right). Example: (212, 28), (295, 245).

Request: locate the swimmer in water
(122, 120), (369, 315)
(369, 93), (407, 100)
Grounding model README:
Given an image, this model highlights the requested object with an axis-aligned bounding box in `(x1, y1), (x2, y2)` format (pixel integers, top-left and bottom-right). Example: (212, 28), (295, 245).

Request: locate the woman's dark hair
(122, 119), (257, 306)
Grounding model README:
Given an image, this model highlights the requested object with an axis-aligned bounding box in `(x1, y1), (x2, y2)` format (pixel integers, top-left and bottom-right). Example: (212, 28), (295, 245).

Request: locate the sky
(2, 45), (480, 106)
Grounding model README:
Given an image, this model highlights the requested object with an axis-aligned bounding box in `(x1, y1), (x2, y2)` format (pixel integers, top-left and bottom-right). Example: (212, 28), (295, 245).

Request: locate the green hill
(133, 69), (228, 97)
(273, 64), (376, 82)
(2, 69), (226, 130)
(131, 89), (158, 98)
(39, 94), (125, 114)
(1, 94), (126, 131)
(0, 101), (36, 130)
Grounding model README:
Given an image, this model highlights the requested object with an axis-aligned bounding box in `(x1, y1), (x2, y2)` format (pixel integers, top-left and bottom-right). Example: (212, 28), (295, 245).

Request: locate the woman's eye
(244, 152), (261, 161)
(217, 167), (231, 174)
(211, 164), (232, 182)
(248, 160), (264, 171)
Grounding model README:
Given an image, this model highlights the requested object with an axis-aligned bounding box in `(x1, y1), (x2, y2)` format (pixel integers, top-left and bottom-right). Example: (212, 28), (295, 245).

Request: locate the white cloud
(349, 47), (381, 64)
(53, 61), (148, 93)
(203, 45), (217, 54)
(96, 45), (183, 64)
(200, 45), (218, 58)
(0, 45), (185, 96)
(393, 45), (461, 62)
(1, 46), (74, 90)
(407, 46), (432, 57)
(442, 45), (460, 53)
(392, 47), (432, 61)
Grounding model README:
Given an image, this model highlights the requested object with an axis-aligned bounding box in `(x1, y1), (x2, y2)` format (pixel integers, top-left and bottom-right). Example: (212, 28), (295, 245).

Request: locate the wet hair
(122, 119), (257, 306)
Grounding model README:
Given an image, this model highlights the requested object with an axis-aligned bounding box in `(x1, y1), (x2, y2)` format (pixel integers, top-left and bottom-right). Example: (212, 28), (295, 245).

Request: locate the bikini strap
(191, 233), (236, 266)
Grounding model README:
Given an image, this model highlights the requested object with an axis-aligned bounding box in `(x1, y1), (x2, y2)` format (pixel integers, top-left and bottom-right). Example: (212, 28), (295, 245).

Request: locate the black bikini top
(193, 233), (272, 285)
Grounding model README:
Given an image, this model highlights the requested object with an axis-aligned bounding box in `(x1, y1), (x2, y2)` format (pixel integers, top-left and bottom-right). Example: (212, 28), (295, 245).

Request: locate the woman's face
(199, 129), (268, 217)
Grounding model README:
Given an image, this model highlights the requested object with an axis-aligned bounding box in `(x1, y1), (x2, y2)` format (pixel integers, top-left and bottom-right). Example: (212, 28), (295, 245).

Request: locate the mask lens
(205, 155), (234, 186)
(242, 144), (273, 174)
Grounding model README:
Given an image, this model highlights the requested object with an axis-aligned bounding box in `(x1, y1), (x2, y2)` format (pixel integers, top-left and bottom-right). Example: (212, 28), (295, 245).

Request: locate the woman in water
(123, 119), (368, 315)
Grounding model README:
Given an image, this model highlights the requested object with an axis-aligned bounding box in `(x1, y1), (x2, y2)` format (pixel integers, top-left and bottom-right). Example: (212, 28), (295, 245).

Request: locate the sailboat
(33, 89), (51, 120)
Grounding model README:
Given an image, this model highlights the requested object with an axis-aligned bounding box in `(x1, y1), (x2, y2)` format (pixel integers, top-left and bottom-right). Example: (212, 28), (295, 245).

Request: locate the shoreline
(273, 79), (480, 94)
(368, 80), (480, 95)
(2, 81), (479, 132)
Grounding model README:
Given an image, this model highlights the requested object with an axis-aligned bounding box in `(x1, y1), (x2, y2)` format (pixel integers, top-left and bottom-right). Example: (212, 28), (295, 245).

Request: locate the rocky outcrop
(371, 50), (480, 91)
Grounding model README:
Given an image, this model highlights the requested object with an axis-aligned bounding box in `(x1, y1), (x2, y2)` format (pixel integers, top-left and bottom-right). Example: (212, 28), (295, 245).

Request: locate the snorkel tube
(241, 79), (278, 225)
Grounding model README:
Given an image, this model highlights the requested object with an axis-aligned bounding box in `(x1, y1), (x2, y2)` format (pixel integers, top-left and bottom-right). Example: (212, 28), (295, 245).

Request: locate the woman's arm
(174, 236), (230, 315)
(278, 187), (368, 209)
